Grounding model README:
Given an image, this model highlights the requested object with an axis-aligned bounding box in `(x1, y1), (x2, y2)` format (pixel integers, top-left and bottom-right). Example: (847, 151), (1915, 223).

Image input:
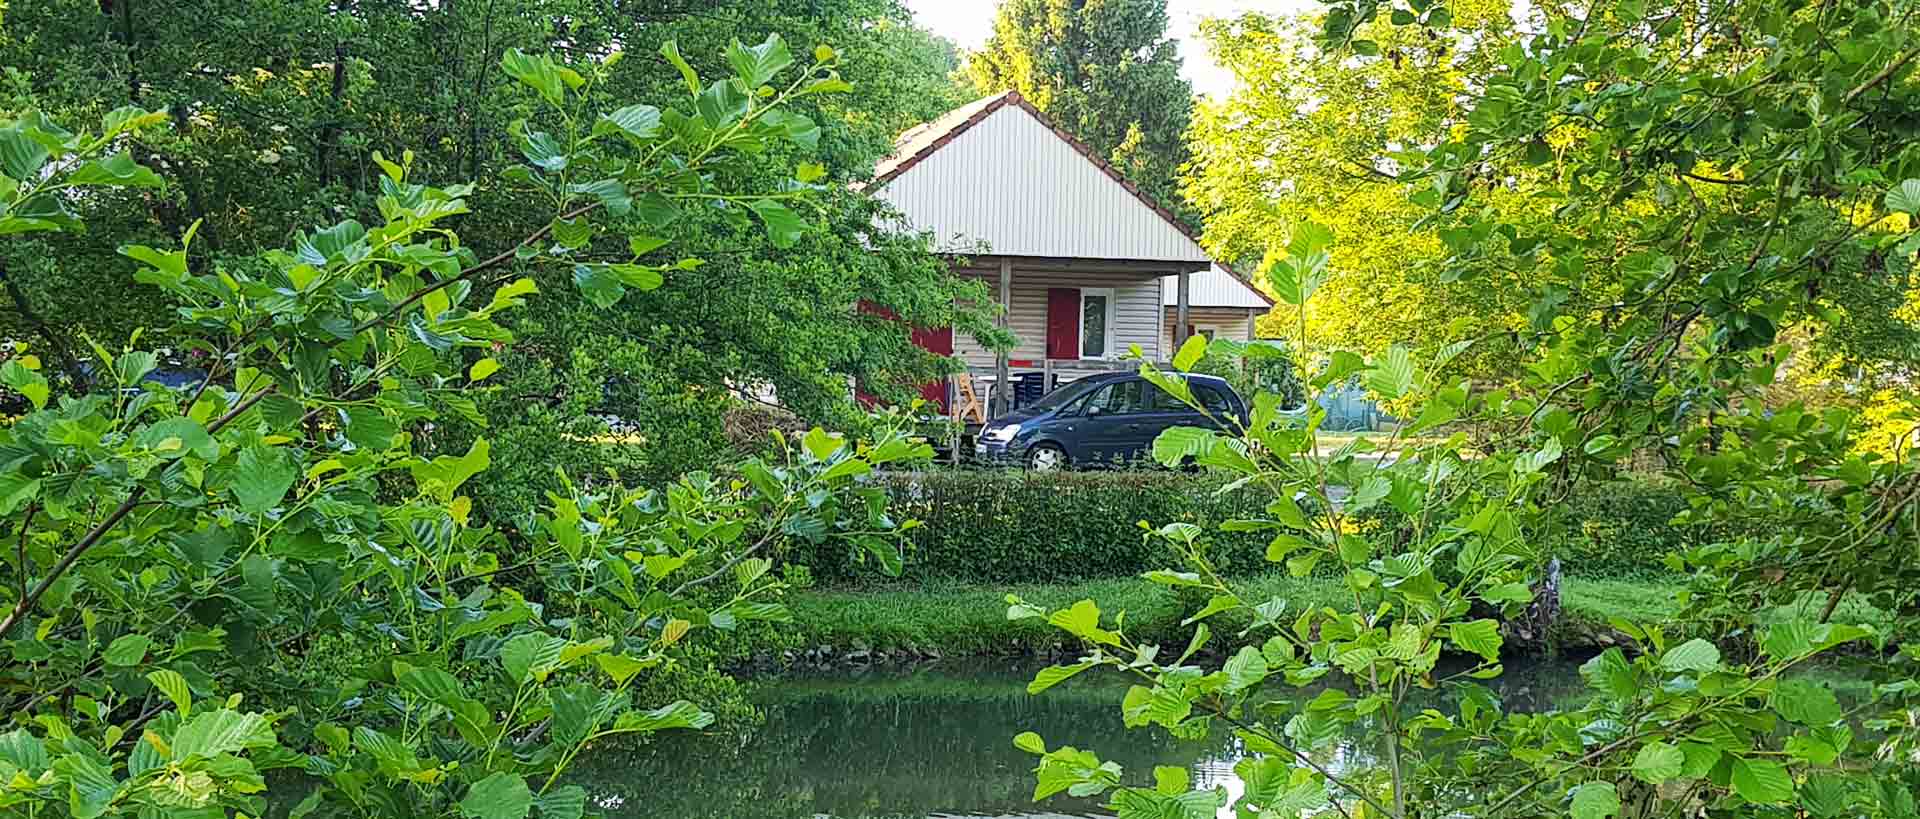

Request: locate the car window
(1193, 383), (1235, 415)
(1081, 380), (1147, 415)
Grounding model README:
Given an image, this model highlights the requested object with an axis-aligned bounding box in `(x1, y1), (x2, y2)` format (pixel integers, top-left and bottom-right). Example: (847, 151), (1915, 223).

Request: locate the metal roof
(863, 92), (1211, 265)
(1162, 264), (1275, 308)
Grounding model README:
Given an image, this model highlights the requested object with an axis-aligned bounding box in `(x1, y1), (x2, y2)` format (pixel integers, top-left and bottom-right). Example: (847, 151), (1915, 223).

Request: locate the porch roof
(1161, 264), (1275, 309)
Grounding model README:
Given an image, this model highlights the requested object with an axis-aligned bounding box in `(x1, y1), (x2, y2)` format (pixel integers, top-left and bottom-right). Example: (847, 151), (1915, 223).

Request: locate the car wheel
(1026, 444), (1067, 472)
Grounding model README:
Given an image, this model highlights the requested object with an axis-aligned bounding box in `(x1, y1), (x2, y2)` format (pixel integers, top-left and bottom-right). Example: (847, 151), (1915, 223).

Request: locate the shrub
(788, 471), (1274, 584)
(786, 471), (1734, 585)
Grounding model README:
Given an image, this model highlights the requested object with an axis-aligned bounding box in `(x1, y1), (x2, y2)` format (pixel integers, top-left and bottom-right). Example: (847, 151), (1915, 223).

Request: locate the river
(567, 656), (1593, 819)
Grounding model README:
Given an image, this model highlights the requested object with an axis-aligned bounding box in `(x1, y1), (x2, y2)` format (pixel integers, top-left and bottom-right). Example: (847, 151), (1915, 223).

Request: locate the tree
(966, 0), (1196, 219)
(0, 0), (996, 501)
(1185, 4), (1535, 376)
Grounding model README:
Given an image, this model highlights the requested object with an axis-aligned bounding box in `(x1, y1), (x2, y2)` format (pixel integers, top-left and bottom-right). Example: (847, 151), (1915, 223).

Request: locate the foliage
(1185, 4), (1538, 375)
(0, 43), (936, 818)
(1009, 224), (1918, 817)
(789, 471), (1273, 585)
(0, 0), (996, 507)
(966, 0), (1198, 220)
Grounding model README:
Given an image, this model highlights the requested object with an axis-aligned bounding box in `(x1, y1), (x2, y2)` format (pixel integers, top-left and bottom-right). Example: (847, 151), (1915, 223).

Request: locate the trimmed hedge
(790, 471), (1273, 584)
(788, 471), (1733, 585)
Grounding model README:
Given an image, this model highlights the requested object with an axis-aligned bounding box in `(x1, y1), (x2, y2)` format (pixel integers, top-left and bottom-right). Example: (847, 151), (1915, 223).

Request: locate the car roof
(1073, 370), (1230, 386)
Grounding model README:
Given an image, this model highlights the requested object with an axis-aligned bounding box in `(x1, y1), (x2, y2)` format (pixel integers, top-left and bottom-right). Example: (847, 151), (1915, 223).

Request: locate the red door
(911, 325), (954, 412)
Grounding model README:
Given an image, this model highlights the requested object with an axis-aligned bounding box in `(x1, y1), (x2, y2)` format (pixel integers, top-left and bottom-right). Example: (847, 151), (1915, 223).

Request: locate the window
(1080, 379), (1147, 416)
(1193, 383), (1235, 415)
(1194, 326), (1219, 342)
(1080, 289), (1116, 359)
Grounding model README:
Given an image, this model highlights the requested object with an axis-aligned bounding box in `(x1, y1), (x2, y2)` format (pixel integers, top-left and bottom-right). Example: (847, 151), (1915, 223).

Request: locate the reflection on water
(568, 657), (1590, 819)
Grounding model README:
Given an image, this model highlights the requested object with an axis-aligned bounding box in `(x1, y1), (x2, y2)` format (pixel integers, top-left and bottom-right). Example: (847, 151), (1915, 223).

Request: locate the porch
(923, 255), (1206, 423)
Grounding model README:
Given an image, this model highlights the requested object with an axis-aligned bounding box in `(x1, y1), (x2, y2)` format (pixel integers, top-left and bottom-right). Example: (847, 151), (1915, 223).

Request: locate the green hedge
(788, 472), (1735, 585)
(788, 471), (1272, 584)
(1532, 480), (1753, 579)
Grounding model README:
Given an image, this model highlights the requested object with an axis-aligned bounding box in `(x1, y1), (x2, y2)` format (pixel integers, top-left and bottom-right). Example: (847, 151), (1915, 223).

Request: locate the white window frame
(1079, 288), (1118, 359)
(1193, 325), (1220, 342)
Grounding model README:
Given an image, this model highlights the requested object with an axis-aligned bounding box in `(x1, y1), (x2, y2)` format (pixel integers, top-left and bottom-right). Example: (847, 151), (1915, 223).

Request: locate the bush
(786, 471), (1735, 585)
(1537, 480), (1756, 578)
(788, 471), (1273, 584)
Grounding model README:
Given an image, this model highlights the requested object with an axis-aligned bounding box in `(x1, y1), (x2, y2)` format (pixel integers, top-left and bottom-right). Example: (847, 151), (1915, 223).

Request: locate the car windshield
(1023, 378), (1104, 412)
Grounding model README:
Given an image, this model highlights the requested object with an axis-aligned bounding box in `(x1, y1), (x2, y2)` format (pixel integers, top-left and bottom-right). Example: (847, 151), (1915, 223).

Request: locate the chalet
(865, 91), (1269, 422)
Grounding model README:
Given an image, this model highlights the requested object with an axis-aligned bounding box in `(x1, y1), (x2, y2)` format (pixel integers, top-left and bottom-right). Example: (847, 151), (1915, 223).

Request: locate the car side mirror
(1085, 405), (1105, 417)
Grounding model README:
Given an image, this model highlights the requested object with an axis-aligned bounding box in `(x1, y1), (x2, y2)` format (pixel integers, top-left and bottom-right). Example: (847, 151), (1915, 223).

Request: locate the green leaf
(1172, 333), (1209, 371)
(144, 670), (191, 717)
(138, 417), (218, 460)
(0, 124), (51, 181)
(53, 752), (117, 819)
(1222, 645), (1269, 693)
(1730, 757), (1794, 804)
(572, 264), (626, 309)
(593, 105), (662, 142)
(1048, 599), (1119, 646)
(1886, 179), (1920, 215)
(533, 786), (587, 819)
(469, 358), (501, 382)
(1631, 741), (1685, 784)
(233, 446), (296, 513)
(1, 360), (49, 410)
(1660, 638), (1721, 673)
(1448, 619), (1503, 662)
(102, 634), (151, 666)
(500, 632), (565, 684)
(1569, 782), (1620, 819)
(0, 472), (40, 516)
(726, 34), (794, 87)
(660, 41), (701, 97)
(1367, 345), (1415, 399)
(68, 152), (164, 188)
(1028, 662), (1095, 695)
(170, 709), (275, 760)
(749, 198), (806, 249)
(1013, 731), (1046, 754)
(1772, 679), (1843, 725)
(1580, 649), (1638, 699)
(612, 700), (714, 732)
(500, 50), (565, 107)
(460, 773), (533, 819)
(1151, 426), (1216, 467)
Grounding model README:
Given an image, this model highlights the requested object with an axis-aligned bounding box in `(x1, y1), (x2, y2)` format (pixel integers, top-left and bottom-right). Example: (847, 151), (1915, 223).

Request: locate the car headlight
(983, 423), (1022, 442)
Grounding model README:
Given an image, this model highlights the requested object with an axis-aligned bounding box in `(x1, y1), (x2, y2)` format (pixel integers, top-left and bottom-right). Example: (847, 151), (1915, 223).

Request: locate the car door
(1075, 379), (1152, 466)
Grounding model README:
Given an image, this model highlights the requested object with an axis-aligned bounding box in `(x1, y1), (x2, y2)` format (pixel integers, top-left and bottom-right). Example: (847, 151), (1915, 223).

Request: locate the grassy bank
(758, 575), (1885, 660)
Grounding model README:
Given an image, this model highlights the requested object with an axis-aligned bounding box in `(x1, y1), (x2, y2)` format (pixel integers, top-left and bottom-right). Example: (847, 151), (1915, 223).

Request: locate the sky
(901, 0), (1318, 98)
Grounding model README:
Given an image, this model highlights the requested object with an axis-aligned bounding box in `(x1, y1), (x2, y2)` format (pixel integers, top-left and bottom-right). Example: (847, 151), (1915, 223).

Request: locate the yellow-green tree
(1185, 4), (1542, 375)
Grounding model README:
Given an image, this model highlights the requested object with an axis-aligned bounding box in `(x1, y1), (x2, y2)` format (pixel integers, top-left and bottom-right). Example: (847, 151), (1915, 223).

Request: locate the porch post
(1245, 311), (1257, 340)
(994, 258), (1012, 417)
(1175, 268), (1192, 353)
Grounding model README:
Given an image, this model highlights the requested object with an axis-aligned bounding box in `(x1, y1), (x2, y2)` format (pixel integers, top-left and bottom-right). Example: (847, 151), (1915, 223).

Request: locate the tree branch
(0, 387), (272, 637)
(351, 201), (601, 334)
(1845, 47), (1920, 104)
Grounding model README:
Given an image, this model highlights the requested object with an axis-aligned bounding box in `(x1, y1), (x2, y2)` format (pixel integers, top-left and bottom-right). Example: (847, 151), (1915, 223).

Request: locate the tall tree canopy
(1189, 0), (1920, 439)
(0, 0), (990, 502)
(966, 0), (1196, 217)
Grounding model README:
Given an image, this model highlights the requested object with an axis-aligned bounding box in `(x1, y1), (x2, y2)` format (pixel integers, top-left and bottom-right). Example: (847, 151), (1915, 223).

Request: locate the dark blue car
(973, 371), (1248, 470)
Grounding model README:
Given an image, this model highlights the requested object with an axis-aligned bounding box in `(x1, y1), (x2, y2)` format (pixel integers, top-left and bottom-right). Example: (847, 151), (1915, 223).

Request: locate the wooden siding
(1164, 306), (1261, 349)
(872, 105), (1210, 263)
(952, 268), (1166, 368)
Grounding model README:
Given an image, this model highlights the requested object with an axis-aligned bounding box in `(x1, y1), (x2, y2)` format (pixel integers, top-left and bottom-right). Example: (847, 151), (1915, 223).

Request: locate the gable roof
(862, 91), (1210, 264)
(1163, 264), (1276, 309)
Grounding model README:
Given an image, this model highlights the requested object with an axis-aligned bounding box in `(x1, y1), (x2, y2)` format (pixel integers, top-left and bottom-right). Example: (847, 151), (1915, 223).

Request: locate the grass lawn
(777, 574), (1887, 658)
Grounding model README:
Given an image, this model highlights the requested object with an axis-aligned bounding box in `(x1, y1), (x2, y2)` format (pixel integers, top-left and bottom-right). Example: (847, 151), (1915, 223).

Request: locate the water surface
(571, 657), (1589, 819)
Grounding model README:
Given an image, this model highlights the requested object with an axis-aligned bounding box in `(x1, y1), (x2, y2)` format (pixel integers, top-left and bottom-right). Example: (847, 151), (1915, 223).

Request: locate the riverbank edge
(727, 575), (1685, 670)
